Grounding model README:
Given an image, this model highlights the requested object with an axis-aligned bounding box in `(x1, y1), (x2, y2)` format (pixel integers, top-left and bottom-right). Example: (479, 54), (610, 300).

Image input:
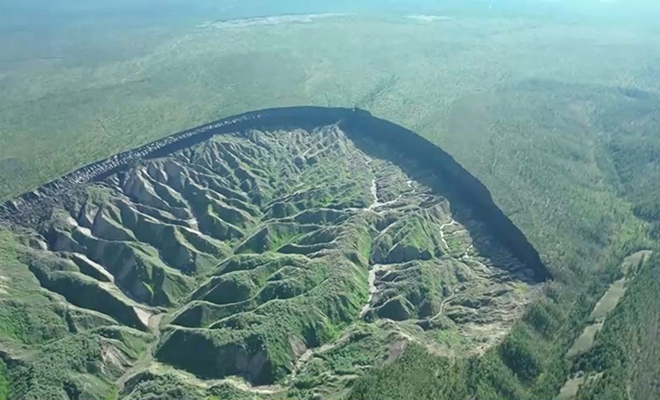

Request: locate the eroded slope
(3, 123), (543, 399)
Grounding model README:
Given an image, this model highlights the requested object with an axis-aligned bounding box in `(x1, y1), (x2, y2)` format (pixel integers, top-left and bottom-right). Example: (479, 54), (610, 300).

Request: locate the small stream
(360, 264), (388, 318)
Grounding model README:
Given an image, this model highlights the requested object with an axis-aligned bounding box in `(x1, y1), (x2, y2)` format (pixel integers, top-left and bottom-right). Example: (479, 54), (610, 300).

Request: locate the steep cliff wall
(341, 111), (550, 281)
(0, 106), (549, 280)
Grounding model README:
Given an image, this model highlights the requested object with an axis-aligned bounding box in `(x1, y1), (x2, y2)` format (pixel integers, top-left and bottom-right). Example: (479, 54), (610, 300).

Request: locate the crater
(0, 107), (549, 390)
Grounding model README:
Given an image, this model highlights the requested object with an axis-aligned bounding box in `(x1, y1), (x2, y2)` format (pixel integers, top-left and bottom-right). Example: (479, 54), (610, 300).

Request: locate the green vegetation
(605, 98), (660, 239)
(0, 123), (543, 398)
(1, 5), (660, 400)
(0, 230), (152, 398)
(0, 360), (8, 400)
(573, 251), (660, 400)
(350, 344), (468, 400)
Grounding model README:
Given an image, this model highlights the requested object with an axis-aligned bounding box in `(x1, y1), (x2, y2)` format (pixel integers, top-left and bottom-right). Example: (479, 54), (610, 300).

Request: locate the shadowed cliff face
(0, 107), (549, 393)
(340, 111), (550, 282)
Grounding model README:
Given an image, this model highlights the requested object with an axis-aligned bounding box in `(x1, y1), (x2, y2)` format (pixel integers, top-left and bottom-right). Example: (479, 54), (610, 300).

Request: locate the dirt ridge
(0, 106), (550, 281)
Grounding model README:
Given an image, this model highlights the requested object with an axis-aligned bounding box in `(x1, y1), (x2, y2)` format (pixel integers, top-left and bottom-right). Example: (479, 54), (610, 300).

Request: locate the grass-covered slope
(0, 122), (544, 399)
(0, 229), (153, 400)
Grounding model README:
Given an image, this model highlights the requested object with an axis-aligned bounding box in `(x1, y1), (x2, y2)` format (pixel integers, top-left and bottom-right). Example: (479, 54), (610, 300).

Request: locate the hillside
(0, 111), (548, 399)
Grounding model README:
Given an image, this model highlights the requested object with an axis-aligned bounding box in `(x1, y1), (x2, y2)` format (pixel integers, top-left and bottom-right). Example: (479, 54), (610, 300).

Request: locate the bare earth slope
(0, 112), (546, 399)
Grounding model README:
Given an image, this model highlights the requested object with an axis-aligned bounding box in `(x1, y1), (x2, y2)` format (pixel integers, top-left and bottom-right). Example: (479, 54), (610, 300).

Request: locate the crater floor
(10, 124), (541, 399)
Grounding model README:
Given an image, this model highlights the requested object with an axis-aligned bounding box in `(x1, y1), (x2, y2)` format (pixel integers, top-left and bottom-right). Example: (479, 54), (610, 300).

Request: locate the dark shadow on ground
(339, 111), (549, 282)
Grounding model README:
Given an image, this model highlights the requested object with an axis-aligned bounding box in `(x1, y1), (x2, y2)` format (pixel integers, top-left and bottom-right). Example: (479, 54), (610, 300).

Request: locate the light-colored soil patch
(148, 313), (164, 332)
(556, 375), (585, 400)
(559, 251), (653, 396)
(621, 250), (653, 274)
(134, 307), (154, 328)
(566, 250), (653, 359)
(386, 340), (408, 363)
(438, 219), (458, 252)
(556, 372), (604, 400)
(566, 322), (604, 359)
(101, 341), (132, 372)
(71, 253), (115, 282)
(0, 274), (10, 295)
(407, 15), (453, 22)
(589, 279), (625, 322)
(148, 362), (283, 395)
(360, 264), (392, 318)
(203, 14), (343, 29)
